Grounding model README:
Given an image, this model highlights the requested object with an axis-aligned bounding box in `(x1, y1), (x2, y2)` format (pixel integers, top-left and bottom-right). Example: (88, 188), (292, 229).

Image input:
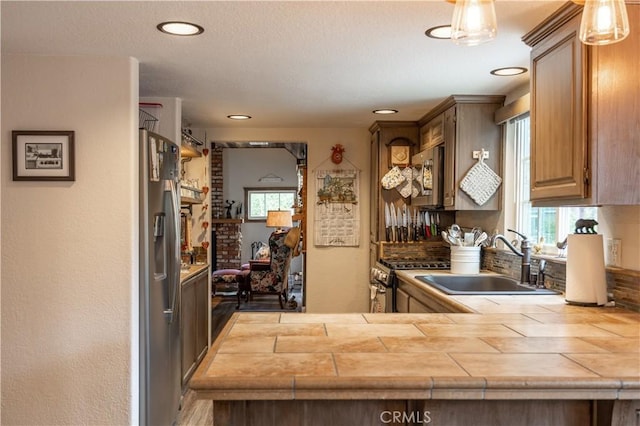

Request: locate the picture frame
(12, 130), (75, 181)
(389, 145), (410, 167)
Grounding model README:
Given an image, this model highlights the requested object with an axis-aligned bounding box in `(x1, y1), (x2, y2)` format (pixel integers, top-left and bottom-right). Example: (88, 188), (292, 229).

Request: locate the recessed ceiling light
(249, 141), (269, 146)
(425, 25), (452, 39)
(227, 114), (252, 120)
(373, 109), (398, 115)
(157, 21), (204, 36)
(490, 67), (528, 76)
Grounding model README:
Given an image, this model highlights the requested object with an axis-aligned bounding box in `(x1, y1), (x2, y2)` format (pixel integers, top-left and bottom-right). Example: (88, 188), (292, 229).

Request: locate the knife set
(384, 202), (440, 243)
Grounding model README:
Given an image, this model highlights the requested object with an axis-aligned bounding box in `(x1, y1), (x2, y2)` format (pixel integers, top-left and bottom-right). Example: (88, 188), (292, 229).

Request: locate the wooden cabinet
(418, 95), (505, 211)
(397, 277), (464, 313)
(368, 121), (419, 246)
(181, 269), (209, 386)
(419, 113), (444, 150)
(523, 3), (639, 205)
(395, 287), (410, 313)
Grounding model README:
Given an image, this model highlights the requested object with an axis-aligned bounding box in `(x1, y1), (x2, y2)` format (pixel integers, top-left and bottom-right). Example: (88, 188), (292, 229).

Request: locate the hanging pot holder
(398, 167), (420, 198)
(460, 155), (502, 205)
(381, 166), (406, 189)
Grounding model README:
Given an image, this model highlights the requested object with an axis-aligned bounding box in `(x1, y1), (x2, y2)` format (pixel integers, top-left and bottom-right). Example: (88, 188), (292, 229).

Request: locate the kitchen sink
(416, 274), (558, 295)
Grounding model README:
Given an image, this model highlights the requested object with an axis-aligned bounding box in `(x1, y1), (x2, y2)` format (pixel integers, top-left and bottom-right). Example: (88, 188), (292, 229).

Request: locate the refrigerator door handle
(164, 179), (181, 324)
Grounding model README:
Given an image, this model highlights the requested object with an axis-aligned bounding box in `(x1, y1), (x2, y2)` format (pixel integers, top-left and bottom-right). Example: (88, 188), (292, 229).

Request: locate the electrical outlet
(606, 238), (622, 267)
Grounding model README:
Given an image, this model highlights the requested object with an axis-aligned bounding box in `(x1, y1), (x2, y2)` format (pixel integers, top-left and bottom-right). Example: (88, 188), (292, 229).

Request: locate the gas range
(371, 257), (451, 313)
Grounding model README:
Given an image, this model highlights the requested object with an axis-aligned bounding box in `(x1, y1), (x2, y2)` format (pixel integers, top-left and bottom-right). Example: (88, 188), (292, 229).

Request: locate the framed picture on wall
(12, 130), (75, 181)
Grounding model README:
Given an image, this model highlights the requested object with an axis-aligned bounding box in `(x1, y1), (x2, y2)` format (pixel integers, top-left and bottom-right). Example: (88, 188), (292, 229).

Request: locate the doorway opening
(210, 141), (308, 315)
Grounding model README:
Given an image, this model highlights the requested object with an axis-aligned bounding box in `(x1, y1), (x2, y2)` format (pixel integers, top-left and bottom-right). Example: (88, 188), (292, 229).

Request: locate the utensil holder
(450, 246), (480, 275)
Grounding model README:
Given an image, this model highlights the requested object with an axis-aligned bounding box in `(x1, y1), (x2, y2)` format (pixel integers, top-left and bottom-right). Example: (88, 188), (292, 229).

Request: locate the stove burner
(379, 258), (450, 270)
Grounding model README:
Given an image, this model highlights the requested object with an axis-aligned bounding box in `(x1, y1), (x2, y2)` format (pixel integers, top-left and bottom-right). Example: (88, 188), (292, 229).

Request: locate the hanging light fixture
(576, 0), (630, 45)
(448, 0), (497, 46)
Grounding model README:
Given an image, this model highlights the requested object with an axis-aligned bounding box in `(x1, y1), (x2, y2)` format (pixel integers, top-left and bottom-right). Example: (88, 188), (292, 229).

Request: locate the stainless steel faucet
(491, 229), (531, 285)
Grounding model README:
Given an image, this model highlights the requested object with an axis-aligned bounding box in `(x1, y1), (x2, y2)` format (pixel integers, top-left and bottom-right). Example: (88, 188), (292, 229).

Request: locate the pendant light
(449, 0), (497, 46)
(577, 0), (630, 45)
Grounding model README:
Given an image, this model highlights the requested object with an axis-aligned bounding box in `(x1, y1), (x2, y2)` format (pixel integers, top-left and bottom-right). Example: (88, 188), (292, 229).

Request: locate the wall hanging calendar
(314, 145), (360, 247)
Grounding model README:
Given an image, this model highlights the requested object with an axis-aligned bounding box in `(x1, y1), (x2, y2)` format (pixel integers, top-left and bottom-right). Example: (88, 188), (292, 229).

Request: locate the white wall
(1, 54), (137, 425)
(598, 206), (640, 270)
(207, 128), (371, 313)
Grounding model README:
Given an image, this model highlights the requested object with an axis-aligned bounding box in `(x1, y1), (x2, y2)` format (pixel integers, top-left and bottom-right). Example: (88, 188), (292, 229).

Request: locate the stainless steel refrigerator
(139, 129), (181, 426)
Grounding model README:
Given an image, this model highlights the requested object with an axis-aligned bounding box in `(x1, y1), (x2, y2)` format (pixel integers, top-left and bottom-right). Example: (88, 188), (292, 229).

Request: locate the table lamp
(266, 210), (293, 233)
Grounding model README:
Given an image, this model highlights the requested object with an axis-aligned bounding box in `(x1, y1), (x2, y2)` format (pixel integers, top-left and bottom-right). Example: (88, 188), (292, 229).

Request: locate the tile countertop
(190, 270), (639, 402)
(180, 263), (209, 283)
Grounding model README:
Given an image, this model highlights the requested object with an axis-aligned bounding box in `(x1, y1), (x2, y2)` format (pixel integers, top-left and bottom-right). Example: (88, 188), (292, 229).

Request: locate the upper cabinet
(420, 113), (444, 151)
(523, 3), (639, 205)
(418, 95), (505, 211)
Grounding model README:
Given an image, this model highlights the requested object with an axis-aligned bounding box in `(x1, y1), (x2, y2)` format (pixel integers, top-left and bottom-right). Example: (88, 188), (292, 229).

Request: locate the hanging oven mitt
(381, 166), (406, 190)
(460, 153), (502, 205)
(398, 167), (420, 198)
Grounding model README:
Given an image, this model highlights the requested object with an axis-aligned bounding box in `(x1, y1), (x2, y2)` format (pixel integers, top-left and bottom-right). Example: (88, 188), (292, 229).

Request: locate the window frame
(244, 187), (297, 222)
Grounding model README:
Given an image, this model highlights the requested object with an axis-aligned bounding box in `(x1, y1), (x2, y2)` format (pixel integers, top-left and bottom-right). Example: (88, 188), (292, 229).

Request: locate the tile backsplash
(482, 248), (640, 312)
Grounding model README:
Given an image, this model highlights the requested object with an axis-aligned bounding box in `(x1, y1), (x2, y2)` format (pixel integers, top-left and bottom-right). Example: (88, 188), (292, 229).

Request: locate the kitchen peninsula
(190, 279), (639, 426)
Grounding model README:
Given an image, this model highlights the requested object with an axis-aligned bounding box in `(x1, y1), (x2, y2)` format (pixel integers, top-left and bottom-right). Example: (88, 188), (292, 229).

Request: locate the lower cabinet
(396, 287), (410, 313)
(397, 278), (462, 313)
(408, 297), (432, 313)
(181, 269), (209, 386)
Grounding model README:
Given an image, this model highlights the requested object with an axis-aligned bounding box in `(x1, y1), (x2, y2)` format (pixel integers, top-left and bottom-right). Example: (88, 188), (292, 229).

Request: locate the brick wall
(211, 145), (242, 269)
(214, 222), (242, 269)
(211, 146), (224, 219)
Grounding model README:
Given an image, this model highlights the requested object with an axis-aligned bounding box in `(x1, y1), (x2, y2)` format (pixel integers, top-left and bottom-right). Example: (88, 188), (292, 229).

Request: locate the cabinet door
(195, 273), (209, 361)
(530, 13), (587, 201)
(408, 297), (433, 313)
(395, 287), (410, 313)
(181, 280), (196, 385)
(590, 4), (640, 205)
(420, 114), (444, 151)
(443, 106), (457, 208)
(428, 114), (445, 148)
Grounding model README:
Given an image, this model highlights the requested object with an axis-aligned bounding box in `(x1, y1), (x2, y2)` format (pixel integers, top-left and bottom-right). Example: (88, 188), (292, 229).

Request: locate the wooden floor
(177, 389), (213, 426)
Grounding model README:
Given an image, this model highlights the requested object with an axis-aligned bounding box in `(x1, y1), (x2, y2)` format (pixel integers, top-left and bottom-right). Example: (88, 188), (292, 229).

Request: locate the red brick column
(211, 145), (242, 269)
(211, 146), (224, 220)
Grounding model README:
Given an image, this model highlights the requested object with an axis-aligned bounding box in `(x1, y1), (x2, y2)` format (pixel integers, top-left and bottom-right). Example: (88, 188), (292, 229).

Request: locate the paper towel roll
(565, 234), (607, 306)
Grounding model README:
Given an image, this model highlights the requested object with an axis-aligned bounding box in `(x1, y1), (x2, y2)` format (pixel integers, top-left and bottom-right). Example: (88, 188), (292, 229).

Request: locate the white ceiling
(1, 1), (565, 128)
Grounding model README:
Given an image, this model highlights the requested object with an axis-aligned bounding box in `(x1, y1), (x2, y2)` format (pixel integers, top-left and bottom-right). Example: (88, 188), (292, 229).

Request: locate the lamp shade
(450, 0), (497, 46)
(266, 210), (293, 229)
(579, 0), (630, 45)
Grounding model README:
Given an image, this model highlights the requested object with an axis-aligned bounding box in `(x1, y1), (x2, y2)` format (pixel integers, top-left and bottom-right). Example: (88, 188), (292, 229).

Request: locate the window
(511, 114), (597, 253)
(245, 188), (296, 220)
